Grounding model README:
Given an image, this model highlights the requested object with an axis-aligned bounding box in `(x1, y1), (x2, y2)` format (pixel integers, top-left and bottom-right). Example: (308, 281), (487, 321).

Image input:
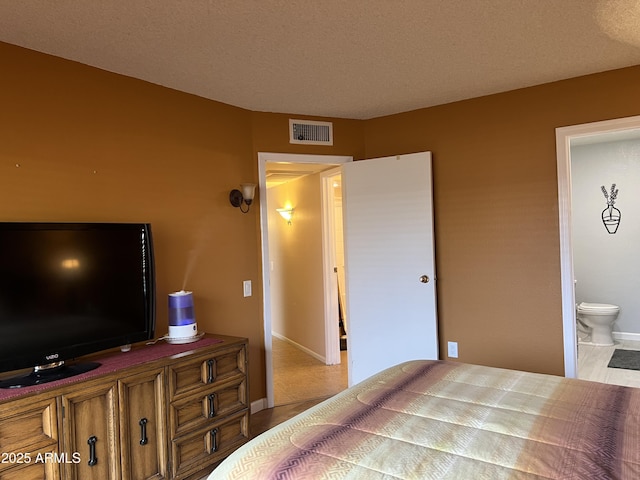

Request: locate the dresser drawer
(169, 376), (247, 437)
(0, 335), (248, 480)
(168, 344), (246, 400)
(169, 410), (249, 479)
(0, 396), (59, 473)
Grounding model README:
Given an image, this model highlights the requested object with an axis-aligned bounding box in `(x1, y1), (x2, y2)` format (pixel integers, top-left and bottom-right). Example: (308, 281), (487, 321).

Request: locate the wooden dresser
(0, 334), (249, 480)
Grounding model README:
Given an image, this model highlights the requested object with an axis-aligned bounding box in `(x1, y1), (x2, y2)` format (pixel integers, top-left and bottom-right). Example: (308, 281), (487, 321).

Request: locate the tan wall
(364, 65), (640, 375)
(267, 174), (326, 357)
(0, 42), (266, 398)
(3, 39), (640, 401)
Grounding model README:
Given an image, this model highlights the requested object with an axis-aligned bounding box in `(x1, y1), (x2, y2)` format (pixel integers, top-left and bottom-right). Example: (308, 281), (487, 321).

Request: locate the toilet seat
(577, 302), (619, 315)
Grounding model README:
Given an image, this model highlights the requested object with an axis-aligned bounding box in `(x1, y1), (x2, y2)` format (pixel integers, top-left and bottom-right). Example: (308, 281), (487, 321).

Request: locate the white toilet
(576, 302), (620, 346)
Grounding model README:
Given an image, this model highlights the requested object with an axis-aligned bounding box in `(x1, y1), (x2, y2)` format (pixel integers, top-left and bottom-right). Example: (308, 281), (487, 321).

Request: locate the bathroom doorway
(556, 114), (640, 380)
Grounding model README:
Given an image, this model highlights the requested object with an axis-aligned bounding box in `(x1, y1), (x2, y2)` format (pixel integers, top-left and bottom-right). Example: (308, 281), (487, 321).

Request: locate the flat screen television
(0, 222), (156, 388)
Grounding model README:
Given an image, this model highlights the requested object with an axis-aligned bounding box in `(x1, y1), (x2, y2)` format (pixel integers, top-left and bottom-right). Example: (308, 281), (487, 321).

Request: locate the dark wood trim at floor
(250, 396), (330, 438)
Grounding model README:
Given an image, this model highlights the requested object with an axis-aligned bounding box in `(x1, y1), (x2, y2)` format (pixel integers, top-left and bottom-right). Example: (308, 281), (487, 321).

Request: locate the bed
(210, 360), (640, 479)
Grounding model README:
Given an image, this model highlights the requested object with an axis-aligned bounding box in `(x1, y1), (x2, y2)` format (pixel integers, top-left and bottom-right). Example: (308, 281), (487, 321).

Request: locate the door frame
(257, 152), (352, 409)
(320, 167), (344, 367)
(556, 114), (640, 378)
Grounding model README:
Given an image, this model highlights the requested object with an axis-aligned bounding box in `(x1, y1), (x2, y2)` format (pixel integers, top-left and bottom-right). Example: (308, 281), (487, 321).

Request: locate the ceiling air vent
(289, 119), (333, 146)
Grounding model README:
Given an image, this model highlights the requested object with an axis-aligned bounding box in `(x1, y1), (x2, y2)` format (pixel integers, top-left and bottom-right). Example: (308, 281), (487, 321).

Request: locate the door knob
(419, 275), (430, 283)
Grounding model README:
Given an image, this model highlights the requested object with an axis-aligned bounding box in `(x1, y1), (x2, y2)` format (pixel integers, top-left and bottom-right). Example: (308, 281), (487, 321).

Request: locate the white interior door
(342, 152), (438, 385)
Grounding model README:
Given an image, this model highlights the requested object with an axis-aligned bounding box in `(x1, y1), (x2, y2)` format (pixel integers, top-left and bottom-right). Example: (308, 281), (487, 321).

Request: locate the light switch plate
(243, 280), (252, 297)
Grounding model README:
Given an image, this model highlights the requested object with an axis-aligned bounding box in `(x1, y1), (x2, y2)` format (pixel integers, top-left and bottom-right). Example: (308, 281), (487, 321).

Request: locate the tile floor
(273, 336), (348, 405)
(578, 339), (640, 387)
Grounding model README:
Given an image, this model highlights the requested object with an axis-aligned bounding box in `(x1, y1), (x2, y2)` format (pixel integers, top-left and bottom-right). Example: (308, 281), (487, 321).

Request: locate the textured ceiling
(1, 1), (639, 119)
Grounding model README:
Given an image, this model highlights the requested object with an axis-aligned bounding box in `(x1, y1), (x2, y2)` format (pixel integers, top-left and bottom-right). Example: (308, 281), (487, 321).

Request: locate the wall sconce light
(229, 183), (257, 213)
(277, 207), (294, 225)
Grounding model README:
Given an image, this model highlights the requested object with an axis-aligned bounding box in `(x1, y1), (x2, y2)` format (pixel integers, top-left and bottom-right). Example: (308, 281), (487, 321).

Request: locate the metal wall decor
(601, 183), (620, 234)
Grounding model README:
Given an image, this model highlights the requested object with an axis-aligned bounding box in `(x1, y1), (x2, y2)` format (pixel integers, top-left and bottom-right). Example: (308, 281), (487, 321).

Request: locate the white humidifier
(167, 290), (200, 343)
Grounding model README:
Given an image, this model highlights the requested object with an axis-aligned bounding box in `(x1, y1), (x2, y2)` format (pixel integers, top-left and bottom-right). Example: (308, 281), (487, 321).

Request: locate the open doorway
(556, 115), (640, 382)
(257, 152), (352, 409)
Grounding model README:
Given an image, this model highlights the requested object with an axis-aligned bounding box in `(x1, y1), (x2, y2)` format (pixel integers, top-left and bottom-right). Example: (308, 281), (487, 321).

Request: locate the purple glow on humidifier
(168, 290), (198, 339)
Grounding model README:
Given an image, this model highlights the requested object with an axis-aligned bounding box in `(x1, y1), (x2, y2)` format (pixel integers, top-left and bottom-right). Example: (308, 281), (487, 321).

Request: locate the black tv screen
(0, 222), (155, 387)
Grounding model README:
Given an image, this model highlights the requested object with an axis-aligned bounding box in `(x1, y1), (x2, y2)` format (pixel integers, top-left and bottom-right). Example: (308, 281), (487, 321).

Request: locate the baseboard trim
(251, 398), (268, 414)
(613, 331), (640, 342)
(271, 332), (326, 363)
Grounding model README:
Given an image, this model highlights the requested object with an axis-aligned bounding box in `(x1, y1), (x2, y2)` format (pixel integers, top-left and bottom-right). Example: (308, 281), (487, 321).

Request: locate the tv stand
(0, 361), (100, 389)
(0, 334), (248, 480)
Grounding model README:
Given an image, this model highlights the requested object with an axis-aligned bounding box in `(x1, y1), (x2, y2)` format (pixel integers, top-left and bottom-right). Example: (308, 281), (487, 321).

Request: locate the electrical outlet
(447, 341), (458, 358)
(243, 280), (252, 297)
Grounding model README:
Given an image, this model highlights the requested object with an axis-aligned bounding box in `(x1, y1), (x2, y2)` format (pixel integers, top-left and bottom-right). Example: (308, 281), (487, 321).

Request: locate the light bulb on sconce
(229, 183), (257, 213)
(277, 207), (294, 225)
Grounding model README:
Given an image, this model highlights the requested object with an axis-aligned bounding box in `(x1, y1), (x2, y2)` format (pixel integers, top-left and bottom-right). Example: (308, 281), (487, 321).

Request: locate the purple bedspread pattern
(211, 360), (640, 479)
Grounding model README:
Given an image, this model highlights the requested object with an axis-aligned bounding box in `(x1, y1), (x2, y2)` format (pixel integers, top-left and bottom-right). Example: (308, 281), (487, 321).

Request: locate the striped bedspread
(211, 360), (640, 479)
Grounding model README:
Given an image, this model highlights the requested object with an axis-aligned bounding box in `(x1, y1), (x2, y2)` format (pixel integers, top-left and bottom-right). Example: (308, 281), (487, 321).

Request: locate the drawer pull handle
(207, 359), (216, 383)
(208, 393), (217, 418)
(139, 417), (148, 445)
(87, 435), (98, 466)
(210, 428), (219, 453)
